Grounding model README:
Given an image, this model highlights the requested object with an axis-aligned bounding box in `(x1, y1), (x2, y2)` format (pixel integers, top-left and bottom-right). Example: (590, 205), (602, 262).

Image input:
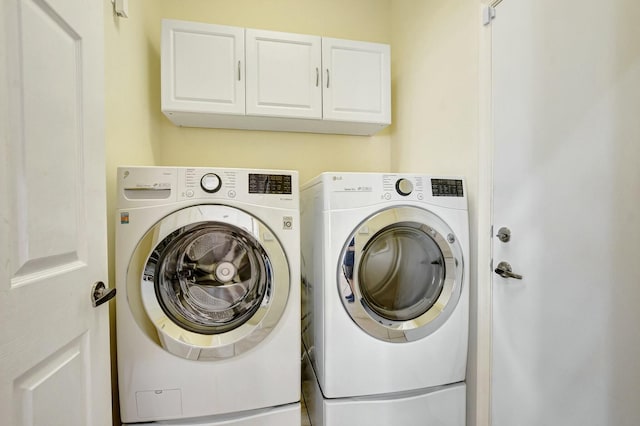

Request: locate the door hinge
(483, 6), (496, 26)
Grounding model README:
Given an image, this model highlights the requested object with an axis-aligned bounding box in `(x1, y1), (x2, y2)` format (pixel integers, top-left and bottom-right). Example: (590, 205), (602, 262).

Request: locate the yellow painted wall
(390, 0), (478, 177)
(104, 1), (162, 422)
(390, 1), (480, 425)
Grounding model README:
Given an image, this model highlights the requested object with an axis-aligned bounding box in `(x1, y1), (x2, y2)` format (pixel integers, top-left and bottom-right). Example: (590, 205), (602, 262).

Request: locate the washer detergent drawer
(136, 389), (183, 419)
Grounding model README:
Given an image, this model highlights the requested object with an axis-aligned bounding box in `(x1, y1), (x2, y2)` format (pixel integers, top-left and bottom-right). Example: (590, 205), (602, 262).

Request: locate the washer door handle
(92, 281), (116, 307)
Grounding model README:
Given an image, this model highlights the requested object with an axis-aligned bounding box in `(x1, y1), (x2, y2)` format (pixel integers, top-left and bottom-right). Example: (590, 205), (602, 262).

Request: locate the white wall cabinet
(322, 37), (390, 125)
(161, 20), (245, 115)
(246, 29), (322, 119)
(161, 19), (391, 136)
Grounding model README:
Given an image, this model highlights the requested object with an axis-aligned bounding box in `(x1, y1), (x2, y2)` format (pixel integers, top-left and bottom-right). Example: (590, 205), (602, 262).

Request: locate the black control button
(200, 173), (222, 193)
(395, 178), (413, 196)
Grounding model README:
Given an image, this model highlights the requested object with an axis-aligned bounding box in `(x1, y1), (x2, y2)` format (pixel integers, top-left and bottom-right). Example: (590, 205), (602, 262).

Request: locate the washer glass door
(153, 222), (268, 335)
(127, 205), (289, 360)
(338, 206), (463, 342)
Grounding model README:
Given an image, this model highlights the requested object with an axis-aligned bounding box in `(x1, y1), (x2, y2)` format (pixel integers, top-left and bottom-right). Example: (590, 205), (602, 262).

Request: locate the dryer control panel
(431, 178), (464, 197)
(382, 175), (426, 199)
(315, 172), (466, 210)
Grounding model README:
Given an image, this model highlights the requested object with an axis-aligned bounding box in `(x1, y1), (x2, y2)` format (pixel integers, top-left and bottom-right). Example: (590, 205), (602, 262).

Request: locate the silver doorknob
(91, 281), (116, 307)
(494, 261), (523, 279)
(496, 227), (511, 243)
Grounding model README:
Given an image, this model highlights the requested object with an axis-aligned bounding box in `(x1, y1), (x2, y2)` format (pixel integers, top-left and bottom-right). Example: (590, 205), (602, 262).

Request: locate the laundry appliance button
(395, 178), (413, 196)
(200, 173), (222, 193)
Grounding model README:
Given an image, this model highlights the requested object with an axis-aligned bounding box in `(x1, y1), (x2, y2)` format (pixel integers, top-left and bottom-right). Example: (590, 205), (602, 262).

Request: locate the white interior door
(491, 0), (640, 425)
(0, 0), (112, 425)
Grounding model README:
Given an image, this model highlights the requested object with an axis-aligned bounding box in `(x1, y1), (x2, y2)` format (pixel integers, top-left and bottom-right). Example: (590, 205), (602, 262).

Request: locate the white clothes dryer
(116, 166), (300, 424)
(300, 172), (469, 399)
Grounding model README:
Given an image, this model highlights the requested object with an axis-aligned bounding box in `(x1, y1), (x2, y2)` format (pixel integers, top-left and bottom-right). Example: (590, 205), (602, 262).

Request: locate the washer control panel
(248, 173), (292, 195)
(181, 168), (237, 199)
(118, 166), (298, 208)
(179, 168), (297, 205)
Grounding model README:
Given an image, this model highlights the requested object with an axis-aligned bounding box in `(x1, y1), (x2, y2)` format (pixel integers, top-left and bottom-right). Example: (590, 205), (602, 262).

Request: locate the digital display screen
(249, 174), (292, 195)
(431, 179), (464, 197)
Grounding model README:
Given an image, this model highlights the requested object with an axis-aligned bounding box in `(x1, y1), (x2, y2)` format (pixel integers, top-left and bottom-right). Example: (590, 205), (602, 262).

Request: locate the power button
(283, 216), (293, 230)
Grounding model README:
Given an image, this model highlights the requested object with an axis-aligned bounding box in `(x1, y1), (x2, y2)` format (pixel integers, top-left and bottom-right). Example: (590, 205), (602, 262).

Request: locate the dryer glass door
(338, 206), (463, 342)
(358, 224), (444, 322)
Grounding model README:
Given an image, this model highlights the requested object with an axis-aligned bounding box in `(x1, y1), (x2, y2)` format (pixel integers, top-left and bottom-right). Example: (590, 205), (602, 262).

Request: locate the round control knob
(200, 173), (222, 193)
(395, 178), (413, 196)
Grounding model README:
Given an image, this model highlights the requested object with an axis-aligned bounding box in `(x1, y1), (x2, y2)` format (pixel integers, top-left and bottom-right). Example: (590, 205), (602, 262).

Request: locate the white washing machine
(300, 172), (468, 422)
(116, 166), (300, 424)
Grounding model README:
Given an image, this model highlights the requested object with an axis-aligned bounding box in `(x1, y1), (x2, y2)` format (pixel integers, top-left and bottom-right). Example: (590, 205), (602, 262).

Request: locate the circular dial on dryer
(201, 173), (222, 193)
(395, 178), (413, 196)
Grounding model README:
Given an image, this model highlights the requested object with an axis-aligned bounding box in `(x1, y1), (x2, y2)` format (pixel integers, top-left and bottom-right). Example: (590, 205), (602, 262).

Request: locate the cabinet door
(246, 29), (322, 119)
(322, 38), (391, 124)
(162, 19), (245, 115)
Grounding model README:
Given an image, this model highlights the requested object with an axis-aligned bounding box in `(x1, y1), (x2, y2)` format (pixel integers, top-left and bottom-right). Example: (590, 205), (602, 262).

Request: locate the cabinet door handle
(238, 61), (241, 81)
(316, 67), (319, 87)
(326, 69), (330, 88)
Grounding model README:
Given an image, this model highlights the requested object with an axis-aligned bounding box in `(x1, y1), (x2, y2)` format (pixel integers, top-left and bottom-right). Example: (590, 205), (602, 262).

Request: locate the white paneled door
(0, 0), (112, 425)
(491, 0), (640, 425)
